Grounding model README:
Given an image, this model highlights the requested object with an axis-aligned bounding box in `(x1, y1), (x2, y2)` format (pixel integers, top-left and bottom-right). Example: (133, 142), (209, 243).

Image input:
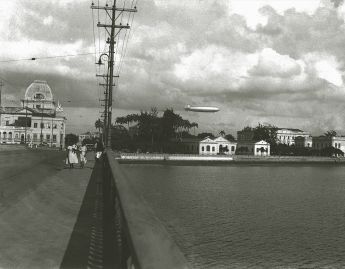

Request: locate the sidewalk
(0, 152), (95, 269)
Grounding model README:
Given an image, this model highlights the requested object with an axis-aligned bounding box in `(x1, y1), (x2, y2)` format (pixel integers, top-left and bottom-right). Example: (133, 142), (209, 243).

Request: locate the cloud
(249, 48), (302, 78)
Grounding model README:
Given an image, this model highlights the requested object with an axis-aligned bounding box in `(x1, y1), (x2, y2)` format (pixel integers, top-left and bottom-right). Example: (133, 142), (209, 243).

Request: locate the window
(6, 121), (9, 126)
(33, 134), (37, 140)
(46, 134), (50, 140)
(40, 123), (44, 129)
(201, 146), (204, 151)
(34, 123), (38, 128)
(8, 132), (12, 139)
(53, 124), (57, 129)
(206, 145), (210, 151)
(3, 132), (6, 139)
(212, 146), (215, 152)
(339, 143), (341, 148)
(53, 135), (57, 142)
(335, 143), (338, 148)
(47, 123), (51, 129)
(15, 134), (19, 139)
(231, 146), (235, 152)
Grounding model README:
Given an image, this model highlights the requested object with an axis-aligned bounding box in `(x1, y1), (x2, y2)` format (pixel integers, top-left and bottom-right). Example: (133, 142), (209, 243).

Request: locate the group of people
(65, 139), (105, 169)
(65, 143), (88, 169)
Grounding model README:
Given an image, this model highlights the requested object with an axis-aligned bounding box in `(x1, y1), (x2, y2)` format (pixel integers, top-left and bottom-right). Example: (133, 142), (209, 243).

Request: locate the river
(122, 164), (345, 268)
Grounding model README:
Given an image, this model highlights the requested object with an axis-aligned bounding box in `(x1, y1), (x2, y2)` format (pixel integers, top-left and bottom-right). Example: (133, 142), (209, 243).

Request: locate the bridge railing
(103, 149), (190, 269)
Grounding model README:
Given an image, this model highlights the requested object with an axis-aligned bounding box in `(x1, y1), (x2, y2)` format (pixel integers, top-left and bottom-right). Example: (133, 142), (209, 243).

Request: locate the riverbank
(117, 153), (345, 164)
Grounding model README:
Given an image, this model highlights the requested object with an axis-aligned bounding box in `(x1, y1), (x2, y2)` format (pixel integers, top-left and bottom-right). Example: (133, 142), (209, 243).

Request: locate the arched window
(34, 93), (45, 100)
(3, 132), (6, 139)
(212, 146), (215, 152)
(206, 145), (210, 151)
(201, 146), (204, 151)
(8, 132), (12, 139)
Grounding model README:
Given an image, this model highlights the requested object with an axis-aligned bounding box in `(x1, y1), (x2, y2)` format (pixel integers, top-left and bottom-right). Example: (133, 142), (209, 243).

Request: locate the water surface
(122, 164), (345, 268)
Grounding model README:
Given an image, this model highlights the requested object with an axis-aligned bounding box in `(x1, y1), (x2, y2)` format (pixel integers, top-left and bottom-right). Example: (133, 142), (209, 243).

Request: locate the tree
(65, 133), (79, 146)
(95, 119), (103, 133)
(253, 124), (278, 145)
(225, 134), (235, 141)
(219, 130), (226, 137)
(197, 132), (215, 139)
(324, 130), (337, 137)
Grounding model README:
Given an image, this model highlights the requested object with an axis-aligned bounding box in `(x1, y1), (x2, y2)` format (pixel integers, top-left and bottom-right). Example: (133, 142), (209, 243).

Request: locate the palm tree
(219, 130), (226, 137)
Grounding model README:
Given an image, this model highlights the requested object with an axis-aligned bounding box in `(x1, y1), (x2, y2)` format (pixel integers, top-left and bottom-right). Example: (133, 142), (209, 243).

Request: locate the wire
(0, 52), (96, 63)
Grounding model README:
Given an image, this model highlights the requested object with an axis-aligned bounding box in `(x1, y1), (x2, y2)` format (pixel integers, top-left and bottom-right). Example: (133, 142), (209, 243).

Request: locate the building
(237, 128), (270, 156)
(276, 128), (310, 145)
(173, 136), (237, 155)
(199, 136), (236, 155)
(312, 136), (345, 153)
(79, 131), (100, 142)
(0, 80), (66, 148)
(295, 136), (313, 148)
(236, 140), (271, 156)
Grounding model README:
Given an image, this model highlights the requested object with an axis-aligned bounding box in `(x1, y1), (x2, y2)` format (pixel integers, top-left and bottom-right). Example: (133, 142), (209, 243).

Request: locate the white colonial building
(312, 136), (345, 153)
(0, 80), (66, 148)
(199, 136), (237, 155)
(276, 128), (310, 145)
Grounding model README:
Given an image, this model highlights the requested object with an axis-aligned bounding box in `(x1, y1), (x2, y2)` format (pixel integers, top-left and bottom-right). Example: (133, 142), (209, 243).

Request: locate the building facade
(236, 140), (271, 156)
(312, 136), (345, 153)
(0, 80), (66, 148)
(199, 137), (237, 155)
(276, 128), (310, 145)
(295, 136), (313, 148)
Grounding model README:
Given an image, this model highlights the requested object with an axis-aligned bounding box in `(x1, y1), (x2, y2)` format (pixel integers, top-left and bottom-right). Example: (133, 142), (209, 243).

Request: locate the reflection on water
(121, 164), (345, 268)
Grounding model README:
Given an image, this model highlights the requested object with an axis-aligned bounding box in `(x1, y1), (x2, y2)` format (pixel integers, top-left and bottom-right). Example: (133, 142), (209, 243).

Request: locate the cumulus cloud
(2, 0), (345, 134)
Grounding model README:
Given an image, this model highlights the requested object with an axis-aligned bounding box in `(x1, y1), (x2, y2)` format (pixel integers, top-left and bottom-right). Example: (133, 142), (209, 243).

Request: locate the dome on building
(24, 80), (53, 101)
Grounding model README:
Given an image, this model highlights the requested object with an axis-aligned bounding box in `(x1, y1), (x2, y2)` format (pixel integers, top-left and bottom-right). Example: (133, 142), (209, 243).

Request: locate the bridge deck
(0, 150), (103, 269)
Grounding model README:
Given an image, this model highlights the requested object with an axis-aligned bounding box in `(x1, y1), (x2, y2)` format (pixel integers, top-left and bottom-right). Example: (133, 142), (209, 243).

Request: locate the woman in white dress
(80, 144), (87, 168)
(66, 144), (79, 168)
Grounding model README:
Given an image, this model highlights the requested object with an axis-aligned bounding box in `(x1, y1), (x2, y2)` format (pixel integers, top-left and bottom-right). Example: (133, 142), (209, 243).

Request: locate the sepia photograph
(1, 0), (345, 268)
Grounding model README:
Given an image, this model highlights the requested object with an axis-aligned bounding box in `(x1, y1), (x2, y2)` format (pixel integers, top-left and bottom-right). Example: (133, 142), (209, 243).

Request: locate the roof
(24, 80), (53, 101)
(0, 106), (58, 118)
(277, 128), (304, 132)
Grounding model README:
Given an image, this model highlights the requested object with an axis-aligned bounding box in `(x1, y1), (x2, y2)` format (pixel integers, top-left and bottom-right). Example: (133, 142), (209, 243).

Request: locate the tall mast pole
(92, 1), (137, 148)
(107, 1), (116, 148)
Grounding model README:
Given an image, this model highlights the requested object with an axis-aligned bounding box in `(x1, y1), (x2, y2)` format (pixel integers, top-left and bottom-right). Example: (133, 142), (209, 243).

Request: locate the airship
(184, 105), (220, 113)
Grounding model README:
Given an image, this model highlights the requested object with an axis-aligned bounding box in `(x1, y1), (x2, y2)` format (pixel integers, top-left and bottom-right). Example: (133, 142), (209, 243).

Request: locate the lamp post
(97, 53), (110, 146)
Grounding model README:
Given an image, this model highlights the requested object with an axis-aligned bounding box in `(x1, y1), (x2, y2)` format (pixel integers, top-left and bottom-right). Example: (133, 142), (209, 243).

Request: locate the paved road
(0, 149), (94, 269)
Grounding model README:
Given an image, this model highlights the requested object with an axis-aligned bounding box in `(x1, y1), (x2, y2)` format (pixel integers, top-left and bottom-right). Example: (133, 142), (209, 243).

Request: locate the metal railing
(103, 150), (190, 269)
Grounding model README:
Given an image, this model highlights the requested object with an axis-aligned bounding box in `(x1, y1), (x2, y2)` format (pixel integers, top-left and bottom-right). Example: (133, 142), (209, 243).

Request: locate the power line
(0, 52), (96, 63)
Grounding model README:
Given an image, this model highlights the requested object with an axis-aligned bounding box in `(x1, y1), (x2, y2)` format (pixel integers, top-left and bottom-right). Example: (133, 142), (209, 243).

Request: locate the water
(121, 164), (345, 268)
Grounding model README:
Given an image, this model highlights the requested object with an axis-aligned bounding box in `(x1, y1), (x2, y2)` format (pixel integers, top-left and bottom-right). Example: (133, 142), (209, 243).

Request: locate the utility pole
(92, 1), (137, 148)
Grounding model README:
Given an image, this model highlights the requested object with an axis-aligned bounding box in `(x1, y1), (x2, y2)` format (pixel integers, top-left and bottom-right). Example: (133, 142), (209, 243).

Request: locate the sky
(1, 0), (345, 136)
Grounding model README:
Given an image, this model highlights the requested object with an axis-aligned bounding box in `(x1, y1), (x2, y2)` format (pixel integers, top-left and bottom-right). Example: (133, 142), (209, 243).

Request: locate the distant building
(276, 128), (310, 145)
(79, 131), (100, 142)
(173, 136), (237, 155)
(236, 140), (271, 156)
(295, 136), (313, 148)
(199, 137), (237, 155)
(0, 80), (66, 148)
(312, 136), (345, 153)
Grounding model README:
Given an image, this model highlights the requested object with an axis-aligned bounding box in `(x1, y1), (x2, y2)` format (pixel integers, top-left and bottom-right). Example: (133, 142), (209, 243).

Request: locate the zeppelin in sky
(184, 105), (220, 113)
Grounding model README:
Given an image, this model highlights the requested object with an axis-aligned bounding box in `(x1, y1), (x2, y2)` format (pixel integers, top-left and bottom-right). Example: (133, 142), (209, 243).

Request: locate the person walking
(66, 144), (79, 168)
(80, 143), (87, 168)
(94, 139), (104, 162)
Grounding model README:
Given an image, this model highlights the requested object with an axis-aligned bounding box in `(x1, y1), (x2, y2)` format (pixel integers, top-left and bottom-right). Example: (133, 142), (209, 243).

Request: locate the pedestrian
(94, 138), (104, 162)
(66, 144), (79, 168)
(80, 143), (87, 168)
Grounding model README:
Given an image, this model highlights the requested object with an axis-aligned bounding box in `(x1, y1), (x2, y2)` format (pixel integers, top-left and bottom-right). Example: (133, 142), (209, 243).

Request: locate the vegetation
(65, 133), (79, 146)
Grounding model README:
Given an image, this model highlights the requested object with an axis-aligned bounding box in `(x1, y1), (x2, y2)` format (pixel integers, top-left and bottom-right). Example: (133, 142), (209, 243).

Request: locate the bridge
(0, 147), (190, 269)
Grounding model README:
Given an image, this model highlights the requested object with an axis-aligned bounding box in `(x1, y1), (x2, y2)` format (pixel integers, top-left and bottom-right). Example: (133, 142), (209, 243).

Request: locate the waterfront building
(174, 136), (237, 155)
(312, 136), (345, 153)
(295, 136), (313, 148)
(276, 128), (310, 145)
(199, 137), (236, 155)
(79, 131), (100, 142)
(0, 80), (66, 148)
(236, 140), (271, 156)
